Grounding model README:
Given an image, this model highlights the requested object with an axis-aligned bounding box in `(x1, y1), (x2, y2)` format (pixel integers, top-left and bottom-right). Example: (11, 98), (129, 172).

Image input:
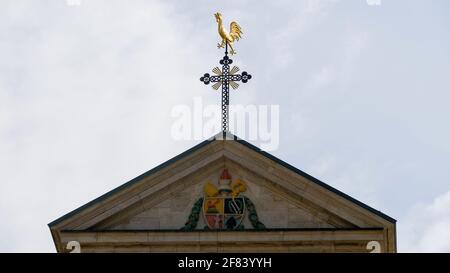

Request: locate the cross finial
(200, 13), (252, 132)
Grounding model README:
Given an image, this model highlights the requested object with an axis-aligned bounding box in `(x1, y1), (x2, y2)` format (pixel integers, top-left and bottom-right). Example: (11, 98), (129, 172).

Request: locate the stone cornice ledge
(58, 229), (385, 246)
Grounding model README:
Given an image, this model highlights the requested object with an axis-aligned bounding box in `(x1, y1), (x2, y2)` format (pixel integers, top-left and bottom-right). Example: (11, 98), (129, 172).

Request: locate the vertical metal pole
(221, 76), (227, 132)
(222, 42), (229, 132)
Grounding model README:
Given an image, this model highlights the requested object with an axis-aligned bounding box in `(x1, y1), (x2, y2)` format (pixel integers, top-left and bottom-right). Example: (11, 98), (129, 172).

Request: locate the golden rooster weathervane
(214, 12), (242, 55)
(200, 12), (251, 132)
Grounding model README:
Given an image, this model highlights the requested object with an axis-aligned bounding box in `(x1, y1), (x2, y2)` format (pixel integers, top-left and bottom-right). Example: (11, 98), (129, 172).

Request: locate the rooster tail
(229, 22), (242, 42)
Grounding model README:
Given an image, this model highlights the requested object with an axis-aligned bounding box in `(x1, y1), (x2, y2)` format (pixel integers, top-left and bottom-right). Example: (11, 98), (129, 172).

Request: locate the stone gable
(49, 133), (396, 253)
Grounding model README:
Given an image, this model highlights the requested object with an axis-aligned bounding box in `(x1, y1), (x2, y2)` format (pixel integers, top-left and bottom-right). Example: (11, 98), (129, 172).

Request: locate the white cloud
(308, 64), (336, 89)
(399, 191), (450, 252)
(1, 0), (450, 253)
(266, 0), (341, 69)
(0, 0), (205, 252)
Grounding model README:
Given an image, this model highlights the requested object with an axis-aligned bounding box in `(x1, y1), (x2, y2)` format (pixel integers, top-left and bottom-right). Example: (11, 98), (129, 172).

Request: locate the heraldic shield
(204, 196), (245, 230)
(203, 169), (246, 230)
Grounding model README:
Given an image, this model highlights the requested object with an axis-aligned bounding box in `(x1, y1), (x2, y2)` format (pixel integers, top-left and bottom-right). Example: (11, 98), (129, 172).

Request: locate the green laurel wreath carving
(243, 196), (266, 230)
(180, 197), (203, 231)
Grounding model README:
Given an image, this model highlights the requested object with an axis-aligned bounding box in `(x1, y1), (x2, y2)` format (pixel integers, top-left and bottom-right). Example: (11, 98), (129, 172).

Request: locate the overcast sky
(0, 0), (449, 252)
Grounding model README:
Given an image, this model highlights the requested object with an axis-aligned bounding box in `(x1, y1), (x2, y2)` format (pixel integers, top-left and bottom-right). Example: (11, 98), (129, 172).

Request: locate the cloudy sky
(1, 0), (449, 252)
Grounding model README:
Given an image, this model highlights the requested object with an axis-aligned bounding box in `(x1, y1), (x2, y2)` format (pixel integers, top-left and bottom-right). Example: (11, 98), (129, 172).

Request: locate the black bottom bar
(0, 253), (447, 272)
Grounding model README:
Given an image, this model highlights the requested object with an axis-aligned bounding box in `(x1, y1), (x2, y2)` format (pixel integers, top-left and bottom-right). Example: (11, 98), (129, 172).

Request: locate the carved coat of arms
(181, 169), (266, 231)
(203, 169), (246, 230)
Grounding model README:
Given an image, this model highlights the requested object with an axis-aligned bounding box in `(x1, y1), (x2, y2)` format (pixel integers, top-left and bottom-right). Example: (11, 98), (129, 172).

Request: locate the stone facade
(49, 133), (397, 253)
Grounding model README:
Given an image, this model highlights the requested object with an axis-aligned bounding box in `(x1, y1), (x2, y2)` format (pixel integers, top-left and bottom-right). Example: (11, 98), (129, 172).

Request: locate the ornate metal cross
(200, 43), (252, 132)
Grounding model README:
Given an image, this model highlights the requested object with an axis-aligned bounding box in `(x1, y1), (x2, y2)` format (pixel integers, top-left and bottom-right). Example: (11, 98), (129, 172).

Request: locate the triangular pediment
(49, 132), (396, 252)
(103, 166), (341, 231)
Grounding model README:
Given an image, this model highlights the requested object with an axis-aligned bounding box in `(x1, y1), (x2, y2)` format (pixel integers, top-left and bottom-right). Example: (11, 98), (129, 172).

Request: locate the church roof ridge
(48, 131), (396, 228)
